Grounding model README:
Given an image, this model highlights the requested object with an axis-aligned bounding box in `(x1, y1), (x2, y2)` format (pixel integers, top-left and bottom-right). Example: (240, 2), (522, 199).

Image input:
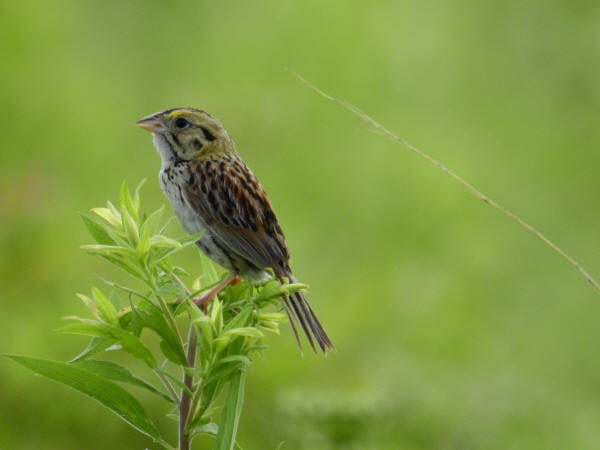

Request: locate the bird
(136, 107), (333, 353)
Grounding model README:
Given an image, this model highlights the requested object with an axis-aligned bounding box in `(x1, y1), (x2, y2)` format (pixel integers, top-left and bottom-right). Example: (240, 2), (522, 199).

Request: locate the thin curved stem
(287, 68), (600, 292)
(154, 369), (180, 404)
(144, 267), (184, 345)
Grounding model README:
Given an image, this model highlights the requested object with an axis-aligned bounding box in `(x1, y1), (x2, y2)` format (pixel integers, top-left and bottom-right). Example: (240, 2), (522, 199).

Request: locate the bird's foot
(176, 273), (238, 313)
(191, 293), (214, 313)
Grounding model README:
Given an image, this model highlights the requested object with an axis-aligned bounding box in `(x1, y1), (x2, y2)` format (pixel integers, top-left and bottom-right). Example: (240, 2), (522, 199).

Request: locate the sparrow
(136, 108), (333, 352)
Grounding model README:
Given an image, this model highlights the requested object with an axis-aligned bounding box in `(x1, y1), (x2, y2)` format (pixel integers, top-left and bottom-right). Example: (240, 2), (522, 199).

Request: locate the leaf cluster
(8, 181), (298, 450)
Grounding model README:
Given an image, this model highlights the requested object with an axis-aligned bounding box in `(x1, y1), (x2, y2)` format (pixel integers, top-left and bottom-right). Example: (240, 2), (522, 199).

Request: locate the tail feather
(283, 294), (316, 353)
(296, 292), (332, 349)
(280, 275), (334, 353)
(282, 296), (303, 350)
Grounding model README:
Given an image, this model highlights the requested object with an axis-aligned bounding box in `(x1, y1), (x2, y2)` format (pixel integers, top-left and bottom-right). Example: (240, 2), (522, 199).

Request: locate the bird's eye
(174, 117), (189, 129)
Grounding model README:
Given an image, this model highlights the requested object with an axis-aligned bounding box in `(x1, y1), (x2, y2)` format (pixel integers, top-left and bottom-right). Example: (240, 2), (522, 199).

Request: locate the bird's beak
(135, 114), (167, 133)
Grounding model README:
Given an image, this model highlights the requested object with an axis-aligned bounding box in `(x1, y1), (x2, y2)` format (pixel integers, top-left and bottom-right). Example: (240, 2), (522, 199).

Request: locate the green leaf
(223, 307), (253, 333)
(80, 244), (135, 256)
(177, 232), (204, 247)
(149, 235), (183, 248)
(92, 287), (119, 325)
(135, 302), (187, 366)
(74, 359), (172, 403)
(198, 251), (220, 285)
(158, 216), (177, 234)
(58, 321), (112, 338)
(207, 356), (252, 384)
(245, 344), (269, 353)
(214, 368), (246, 450)
(190, 422), (219, 438)
(106, 200), (121, 218)
(133, 179), (146, 211)
(107, 326), (157, 369)
(91, 207), (122, 229)
(138, 206), (164, 256)
(205, 363), (241, 387)
(252, 280), (285, 303)
(216, 355), (251, 367)
(80, 213), (116, 245)
(156, 368), (194, 396)
(137, 232), (151, 260)
(118, 308), (144, 336)
(211, 299), (224, 335)
(165, 405), (180, 423)
(213, 335), (232, 353)
(192, 312), (214, 351)
(69, 337), (117, 362)
(5, 355), (167, 446)
(255, 312), (288, 322)
(159, 340), (185, 366)
(281, 282), (309, 295)
(259, 322), (281, 334)
(222, 281), (251, 305)
(120, 180), (139, 222)
(76, 293), (101, 320)
(156, 282), (185, 298)
(172, 265), (190, 277)
(59, 322), (157, 368)
(120, 206), (139, 247)
(223, 327), (264, 339)
(98, 255), (145, 280)
(148, 246), (184, 265)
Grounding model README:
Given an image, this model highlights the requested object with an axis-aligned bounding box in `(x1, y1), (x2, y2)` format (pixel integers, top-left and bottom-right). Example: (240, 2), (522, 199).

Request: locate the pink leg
(191, 272), (237, 309)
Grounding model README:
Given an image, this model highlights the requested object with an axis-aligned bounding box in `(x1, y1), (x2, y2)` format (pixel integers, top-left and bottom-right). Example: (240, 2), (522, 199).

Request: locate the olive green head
(136, 108), (235, 163)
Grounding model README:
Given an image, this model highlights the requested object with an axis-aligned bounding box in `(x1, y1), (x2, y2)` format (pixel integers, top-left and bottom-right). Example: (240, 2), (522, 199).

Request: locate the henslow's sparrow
(136, 108), (333, 353)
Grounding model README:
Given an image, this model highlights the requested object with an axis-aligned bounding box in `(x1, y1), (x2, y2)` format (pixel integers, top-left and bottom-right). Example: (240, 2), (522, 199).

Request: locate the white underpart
(151, 133), (270, 282)
(153, 134), (208, 234)
(153, 133), (177, 169)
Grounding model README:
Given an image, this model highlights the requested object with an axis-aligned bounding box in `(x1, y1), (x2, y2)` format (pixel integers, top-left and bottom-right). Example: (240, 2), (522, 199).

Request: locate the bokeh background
(2, 1), (600, 449)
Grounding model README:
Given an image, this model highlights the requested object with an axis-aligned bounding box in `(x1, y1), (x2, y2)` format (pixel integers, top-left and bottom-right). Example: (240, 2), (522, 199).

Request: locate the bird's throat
(153, 134), (187, 168)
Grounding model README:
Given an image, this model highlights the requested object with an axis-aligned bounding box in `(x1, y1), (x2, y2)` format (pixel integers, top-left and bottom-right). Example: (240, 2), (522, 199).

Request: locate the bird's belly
(159, 169), (234, 270)
(159, 168), (271, 283)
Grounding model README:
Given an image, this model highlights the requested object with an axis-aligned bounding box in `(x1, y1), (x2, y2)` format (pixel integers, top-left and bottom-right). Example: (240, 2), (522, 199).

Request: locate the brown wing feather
(185, 156), (334, 353)
(183, 156), (290, 272)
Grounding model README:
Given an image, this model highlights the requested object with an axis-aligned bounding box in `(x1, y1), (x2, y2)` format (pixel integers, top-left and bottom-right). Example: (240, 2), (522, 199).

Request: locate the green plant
(6, 181), (304, 450)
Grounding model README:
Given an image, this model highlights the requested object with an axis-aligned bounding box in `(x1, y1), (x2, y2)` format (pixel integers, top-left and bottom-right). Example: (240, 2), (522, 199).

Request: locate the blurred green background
(2, 0), (600, 449)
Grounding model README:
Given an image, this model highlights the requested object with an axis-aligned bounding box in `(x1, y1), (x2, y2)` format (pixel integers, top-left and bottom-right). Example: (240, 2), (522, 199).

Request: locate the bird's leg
(191, 272), (237, 310)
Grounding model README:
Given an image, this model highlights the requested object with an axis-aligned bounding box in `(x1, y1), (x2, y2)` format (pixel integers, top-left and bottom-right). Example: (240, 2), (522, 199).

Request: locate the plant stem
(154, 369), (180, 404)
(157, 291), (183, 344)
(171, 272), (197, 450)
(179, 325), (197, 450)
(144, 267), (184, 345)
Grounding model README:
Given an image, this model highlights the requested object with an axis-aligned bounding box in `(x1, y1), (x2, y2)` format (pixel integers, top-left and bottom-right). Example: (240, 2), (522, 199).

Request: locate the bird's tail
(280, 274), (334, 353)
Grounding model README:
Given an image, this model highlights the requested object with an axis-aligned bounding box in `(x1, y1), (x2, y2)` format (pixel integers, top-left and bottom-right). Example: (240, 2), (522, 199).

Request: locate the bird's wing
(183, 157), (290, 271)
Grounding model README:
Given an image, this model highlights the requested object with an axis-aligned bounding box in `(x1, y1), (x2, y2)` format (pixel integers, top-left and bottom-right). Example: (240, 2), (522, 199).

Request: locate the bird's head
(136, 108), (234, 164)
